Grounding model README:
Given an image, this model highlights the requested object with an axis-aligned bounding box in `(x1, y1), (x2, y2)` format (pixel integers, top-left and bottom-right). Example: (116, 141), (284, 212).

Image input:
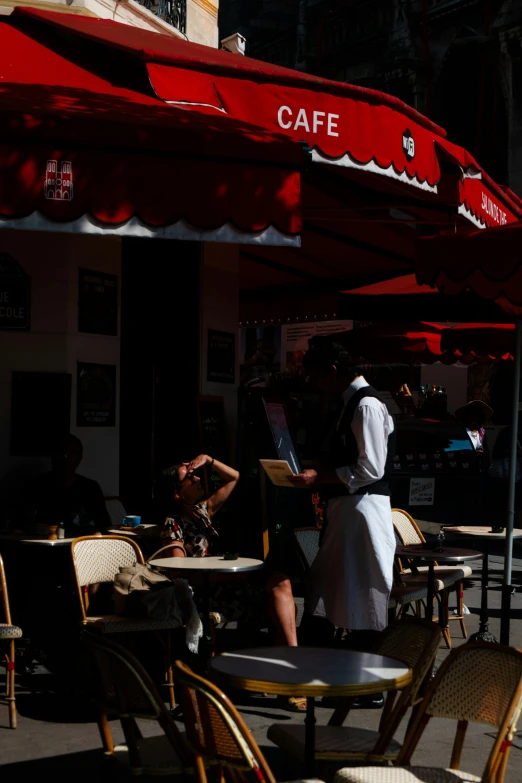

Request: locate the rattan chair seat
(267, 724), (402, 761)
(85, 615), (182, 633)
(335, 767), (481, 783)
(389, 585), (428, 608)
(403, 566), (472, 579)
(112, 734), (187, 773)
(0, 623), (22, 639)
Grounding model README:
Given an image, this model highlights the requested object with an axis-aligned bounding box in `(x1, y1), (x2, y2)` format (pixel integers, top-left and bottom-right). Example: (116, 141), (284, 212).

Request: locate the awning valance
(0, 17), (304, 244)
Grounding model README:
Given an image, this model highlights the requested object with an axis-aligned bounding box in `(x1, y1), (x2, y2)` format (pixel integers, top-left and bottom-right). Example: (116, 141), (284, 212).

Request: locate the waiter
(291, 338), (396, 652)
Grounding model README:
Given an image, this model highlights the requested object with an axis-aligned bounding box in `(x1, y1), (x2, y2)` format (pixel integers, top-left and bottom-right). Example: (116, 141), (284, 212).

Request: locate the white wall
(199, 243), (239, 462)
(0, 231), (121, 494)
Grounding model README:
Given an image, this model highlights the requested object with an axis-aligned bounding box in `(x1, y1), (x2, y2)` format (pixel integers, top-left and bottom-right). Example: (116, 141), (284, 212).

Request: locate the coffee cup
(122, 515), (141, 528)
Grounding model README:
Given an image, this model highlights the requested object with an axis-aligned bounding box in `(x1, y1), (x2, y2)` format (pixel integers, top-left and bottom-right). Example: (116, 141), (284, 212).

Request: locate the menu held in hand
(260, 459), (297, 488)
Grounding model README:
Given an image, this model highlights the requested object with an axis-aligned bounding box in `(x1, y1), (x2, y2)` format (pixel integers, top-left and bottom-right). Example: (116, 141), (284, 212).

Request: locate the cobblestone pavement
(1, 540), (521, 782)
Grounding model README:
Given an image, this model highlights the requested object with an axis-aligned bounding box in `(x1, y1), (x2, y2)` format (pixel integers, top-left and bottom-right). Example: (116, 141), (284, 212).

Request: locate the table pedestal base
(305, 696), (316, 775)
(469, 626), (498, 644)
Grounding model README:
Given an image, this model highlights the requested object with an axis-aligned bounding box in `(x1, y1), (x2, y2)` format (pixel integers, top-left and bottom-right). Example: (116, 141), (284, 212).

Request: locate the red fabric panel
(341, 274), (435, 296)
(435, 138), (521, 221)
(459, 178), (518, 228)
(147, 63), (442, 187)
(0, 144), (300, 234)
(416, 224), (522, 316)
(0, 21), (302, 235)
(441, 324), (515, 358)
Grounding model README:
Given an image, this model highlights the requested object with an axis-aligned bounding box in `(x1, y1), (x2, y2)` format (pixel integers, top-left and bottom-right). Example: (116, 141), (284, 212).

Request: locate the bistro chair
(0, 554), (22, 729)
(393, 509), (471, 646)
(82, 631), (194, 776)
(334, 641), (522, 783)
(104, 496), (127, 528)
(71, 535), (179, 708)
(267, 617), (441, 766)
(174, 659), (325, 783)
(292, 527), (430, 629)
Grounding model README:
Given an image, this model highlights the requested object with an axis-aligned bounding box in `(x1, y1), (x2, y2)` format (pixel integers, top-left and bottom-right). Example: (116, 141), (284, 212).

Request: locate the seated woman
(156, 454), (304, 711)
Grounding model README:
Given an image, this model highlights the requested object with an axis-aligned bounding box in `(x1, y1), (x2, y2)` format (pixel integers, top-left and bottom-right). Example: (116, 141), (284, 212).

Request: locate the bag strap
(146, 543), (186, 564)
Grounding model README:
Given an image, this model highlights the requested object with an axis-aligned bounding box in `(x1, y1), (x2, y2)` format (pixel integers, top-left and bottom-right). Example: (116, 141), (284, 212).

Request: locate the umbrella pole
(500, 318), (522, 645)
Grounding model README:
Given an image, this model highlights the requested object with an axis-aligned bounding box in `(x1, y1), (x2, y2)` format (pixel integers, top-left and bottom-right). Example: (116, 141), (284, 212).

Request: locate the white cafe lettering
(277, 105), (339, 137)
(481, 191), (507, 225)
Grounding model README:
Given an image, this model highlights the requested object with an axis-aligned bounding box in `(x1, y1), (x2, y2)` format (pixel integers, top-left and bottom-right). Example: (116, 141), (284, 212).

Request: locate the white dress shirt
(335, 376), (395, 493)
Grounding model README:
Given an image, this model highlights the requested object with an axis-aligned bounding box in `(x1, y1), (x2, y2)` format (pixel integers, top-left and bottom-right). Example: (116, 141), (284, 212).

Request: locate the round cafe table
(442, 527), (522, 643)
(396, 545), (483, 625)
(148, 556), (264, 667)
(211, 646), (411, 775)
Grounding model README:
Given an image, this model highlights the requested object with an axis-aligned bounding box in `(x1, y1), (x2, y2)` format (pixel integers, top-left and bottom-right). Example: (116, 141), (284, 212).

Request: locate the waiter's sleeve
(336, 402), (389, 492)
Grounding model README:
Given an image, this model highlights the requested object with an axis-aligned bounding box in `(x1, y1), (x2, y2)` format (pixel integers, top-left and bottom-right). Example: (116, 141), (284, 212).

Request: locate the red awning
(13, 6), (521, 232)
(0, 16), (303, 243)
(416, 223), (522, 317)
(6, 6), (520, 254)
(12, 7), (446, 194)
(435, 139), (520, 229)
(441, 324), (514, 361)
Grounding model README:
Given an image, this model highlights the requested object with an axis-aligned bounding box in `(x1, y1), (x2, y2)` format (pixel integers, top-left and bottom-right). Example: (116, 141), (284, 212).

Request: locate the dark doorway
(119, 238), (201, 514)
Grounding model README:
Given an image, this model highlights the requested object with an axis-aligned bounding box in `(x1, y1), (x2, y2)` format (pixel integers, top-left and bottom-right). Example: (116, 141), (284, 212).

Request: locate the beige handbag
(113, 543), (185, 614)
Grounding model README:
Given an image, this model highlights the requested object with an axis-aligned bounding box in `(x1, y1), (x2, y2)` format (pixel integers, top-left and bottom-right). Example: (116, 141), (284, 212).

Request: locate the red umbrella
(340, 321), (512, 365)
(417, 223), (522, 644)
(417, 223), (522, 318)
(441, 323), (514, 361)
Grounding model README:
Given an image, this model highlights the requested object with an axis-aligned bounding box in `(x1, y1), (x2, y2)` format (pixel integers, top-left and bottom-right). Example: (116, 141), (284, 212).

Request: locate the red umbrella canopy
(338, 322), (449, 365)
(337, 321), (512, 365)
(416, 223), (522, 317)
(441, 323), (514, 360)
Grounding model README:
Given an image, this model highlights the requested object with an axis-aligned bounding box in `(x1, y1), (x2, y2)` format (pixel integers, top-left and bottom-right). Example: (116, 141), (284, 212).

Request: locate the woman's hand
(184, 454), (210, 474)
(289, 469), (318, 488)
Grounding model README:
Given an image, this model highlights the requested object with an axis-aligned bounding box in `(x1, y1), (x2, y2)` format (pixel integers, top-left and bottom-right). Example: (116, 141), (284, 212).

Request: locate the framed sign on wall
(77, 362), (116, 427)
(78, 268), (118, 336)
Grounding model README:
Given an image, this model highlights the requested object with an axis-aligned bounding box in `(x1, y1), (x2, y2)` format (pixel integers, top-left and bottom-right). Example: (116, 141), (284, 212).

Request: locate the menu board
(263, 399), (301, 474)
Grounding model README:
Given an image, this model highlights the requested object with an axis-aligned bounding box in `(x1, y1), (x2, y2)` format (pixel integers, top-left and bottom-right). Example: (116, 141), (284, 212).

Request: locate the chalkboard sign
(11, 372), (71, 455)
(196, 395), (229, 492)
(78, 268), (118, 336)
(77, 362), (116, 427)
(0, 254), (30, 331)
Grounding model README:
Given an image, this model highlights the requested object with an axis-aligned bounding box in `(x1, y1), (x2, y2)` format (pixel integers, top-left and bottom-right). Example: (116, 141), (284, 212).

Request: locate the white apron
(306, 493), (396, 631)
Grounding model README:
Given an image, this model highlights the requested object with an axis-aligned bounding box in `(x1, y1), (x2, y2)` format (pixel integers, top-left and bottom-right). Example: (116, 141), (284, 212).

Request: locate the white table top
(0, 532), (75, 546)
(442, 526), (522, 540)
(149, 555), (264, 573)
(211, 646), (411, 697)
(396, 544), (482, 562)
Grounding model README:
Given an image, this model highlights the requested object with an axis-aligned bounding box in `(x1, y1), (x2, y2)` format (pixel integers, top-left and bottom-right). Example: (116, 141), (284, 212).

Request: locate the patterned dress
(160, 502), (264, 624)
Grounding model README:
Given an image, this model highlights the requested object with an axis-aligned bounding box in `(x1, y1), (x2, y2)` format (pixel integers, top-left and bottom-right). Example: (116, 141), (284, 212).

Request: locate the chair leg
(7, 640), (17, 729)
(457, 581), (467, 639)
(97, 708), (115, 754)
(164, 631), (176, 710)
(440, 590), (452, 649)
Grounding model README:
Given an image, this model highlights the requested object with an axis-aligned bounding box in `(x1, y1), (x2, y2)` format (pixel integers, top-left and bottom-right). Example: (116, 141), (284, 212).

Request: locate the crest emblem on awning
(402, 130), (415, 161)
(44, 160), (73, 201)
